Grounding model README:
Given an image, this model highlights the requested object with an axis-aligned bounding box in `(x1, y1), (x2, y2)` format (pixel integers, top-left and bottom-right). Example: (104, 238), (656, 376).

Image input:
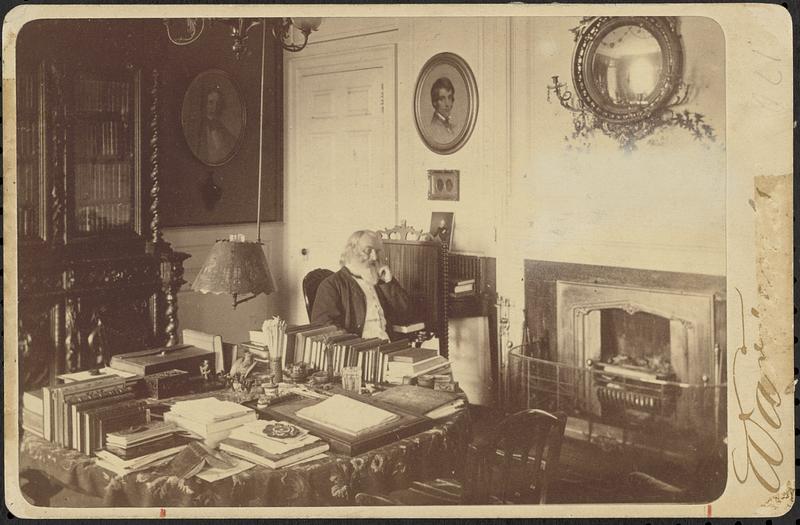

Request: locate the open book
(295, 394), (398, 436)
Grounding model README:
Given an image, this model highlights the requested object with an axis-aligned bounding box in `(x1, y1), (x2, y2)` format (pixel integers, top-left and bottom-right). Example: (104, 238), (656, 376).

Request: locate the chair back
(302, 268), (334, 320)
(468, 409), (567, 504)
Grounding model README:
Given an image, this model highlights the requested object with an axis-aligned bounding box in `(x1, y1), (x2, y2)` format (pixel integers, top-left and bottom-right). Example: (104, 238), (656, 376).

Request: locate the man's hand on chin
(378, 265), (393, 283)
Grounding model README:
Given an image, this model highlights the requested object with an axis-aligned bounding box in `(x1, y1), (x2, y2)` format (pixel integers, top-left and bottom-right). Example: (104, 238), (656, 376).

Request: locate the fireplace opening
(599, 309), (674, 380)
(592, 308), (681, 426)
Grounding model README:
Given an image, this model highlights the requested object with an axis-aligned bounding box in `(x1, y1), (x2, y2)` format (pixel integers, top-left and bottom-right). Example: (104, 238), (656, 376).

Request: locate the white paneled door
(285, 45), (397, 323)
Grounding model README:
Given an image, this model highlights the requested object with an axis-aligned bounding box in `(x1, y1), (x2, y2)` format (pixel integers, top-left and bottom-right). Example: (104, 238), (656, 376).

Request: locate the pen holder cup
(270, 357), (283, 383)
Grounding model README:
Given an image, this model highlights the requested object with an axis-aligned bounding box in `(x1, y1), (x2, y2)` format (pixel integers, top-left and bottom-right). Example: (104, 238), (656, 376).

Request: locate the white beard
(348, 261), (380, 286)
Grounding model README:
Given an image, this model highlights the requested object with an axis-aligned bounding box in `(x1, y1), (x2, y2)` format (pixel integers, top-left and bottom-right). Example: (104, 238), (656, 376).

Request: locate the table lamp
(191, 234), (275, 308)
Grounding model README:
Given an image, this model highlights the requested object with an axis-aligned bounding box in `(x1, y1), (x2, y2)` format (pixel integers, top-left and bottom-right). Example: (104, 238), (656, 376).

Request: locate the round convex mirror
(591, 25), (662, 107)
(573, 17), (683, 124)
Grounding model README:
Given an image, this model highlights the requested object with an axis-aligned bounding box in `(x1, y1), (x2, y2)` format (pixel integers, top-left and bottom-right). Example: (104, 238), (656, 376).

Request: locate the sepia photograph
(3, 4), (794, 520)
(429, 211), (455, 248)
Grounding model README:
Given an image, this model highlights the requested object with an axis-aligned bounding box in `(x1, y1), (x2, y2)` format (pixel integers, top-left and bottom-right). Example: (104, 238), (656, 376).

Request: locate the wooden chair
(302, 268), (334, 321)
(355, 409), (567, 505)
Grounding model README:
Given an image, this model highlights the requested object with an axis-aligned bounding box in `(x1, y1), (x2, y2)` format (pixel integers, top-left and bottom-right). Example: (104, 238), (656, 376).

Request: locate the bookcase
(16, 19), (188, 391)
(17, 65), (45, 241)
(70, 71), (137, 236)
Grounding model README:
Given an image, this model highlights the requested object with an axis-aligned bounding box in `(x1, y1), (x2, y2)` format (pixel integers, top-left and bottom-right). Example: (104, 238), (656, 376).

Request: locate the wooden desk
(19, 409), (470, 507)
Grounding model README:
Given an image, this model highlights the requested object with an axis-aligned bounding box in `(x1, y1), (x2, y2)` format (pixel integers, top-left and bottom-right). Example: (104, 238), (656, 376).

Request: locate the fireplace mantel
(523, 260), (726, 365)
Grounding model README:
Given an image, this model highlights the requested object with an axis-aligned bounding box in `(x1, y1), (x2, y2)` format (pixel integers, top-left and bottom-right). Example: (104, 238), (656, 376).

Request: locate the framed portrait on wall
(414, 52), (479, 155)
(181, 69), (246, 167)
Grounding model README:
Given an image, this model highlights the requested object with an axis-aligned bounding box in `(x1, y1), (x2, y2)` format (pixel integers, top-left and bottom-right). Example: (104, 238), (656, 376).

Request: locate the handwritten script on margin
(730, 288), (784, 493)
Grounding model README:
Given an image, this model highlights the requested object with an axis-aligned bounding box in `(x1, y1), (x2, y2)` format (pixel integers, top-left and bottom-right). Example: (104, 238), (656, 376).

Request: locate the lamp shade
(291, 17), (322, 33)
(191, 240), (275, 300)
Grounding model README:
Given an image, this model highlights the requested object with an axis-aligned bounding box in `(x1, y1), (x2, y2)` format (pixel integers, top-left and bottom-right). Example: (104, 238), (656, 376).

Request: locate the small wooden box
(110, 345), (215, 376)
(143, 369), (190, 399)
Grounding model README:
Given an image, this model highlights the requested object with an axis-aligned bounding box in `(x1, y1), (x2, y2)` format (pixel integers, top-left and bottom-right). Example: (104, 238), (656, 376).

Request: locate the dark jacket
(310, 266), (411, 339)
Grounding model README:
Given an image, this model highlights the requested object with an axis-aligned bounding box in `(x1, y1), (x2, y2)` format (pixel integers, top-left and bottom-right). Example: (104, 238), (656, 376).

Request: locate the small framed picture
(428, 169), (460, 201)
(429, 212), (455, 248)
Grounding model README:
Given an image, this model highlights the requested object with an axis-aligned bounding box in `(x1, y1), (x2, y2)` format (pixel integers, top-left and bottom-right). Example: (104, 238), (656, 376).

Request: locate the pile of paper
(164, 397), (256, 446)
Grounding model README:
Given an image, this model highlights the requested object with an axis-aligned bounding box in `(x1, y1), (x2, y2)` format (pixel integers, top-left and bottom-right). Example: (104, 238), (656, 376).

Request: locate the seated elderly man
(311, 230), (411, 340)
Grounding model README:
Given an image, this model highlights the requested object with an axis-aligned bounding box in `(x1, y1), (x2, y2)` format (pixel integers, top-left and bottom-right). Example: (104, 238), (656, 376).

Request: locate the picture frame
(428, 169), (460, 201)
(429, 212), (455, 248)
(414, 52), (479, 155)
(180, 68), (246, 167)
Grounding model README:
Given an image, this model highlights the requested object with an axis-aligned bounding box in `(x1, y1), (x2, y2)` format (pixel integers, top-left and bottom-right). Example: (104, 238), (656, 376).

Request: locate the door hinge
(380, 83), (384, 114)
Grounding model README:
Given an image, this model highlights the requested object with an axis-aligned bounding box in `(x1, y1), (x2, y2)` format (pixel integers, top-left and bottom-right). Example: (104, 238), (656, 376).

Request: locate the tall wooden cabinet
(16, 20), (188, 391)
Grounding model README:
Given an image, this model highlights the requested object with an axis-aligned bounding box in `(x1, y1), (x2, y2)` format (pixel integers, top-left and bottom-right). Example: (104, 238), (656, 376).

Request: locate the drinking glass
(341, 366), (362, 393)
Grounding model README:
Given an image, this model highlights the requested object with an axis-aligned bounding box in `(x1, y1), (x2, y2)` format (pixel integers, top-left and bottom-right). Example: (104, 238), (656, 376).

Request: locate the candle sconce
(546, 16), (715, 152)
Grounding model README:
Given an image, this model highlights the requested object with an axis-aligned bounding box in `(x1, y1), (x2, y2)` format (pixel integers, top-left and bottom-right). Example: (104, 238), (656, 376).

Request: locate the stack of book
(391, 321), (426, 334)
(41, 375), (147, 455)
(277, 323), (324, 370)
(353, 338), (422, 384)
(219, 420), (329, 469)
(327, 336), (382, 380)
(277, 324), (446, 384)
(95, 421), (193, 477)
(164, 397), (256, 446)
(372, 385), (467, 420)
(385, 348), (450, 384)
(449, 278), (476, 298)
(281, 324), (343, 371)
(21, 389), (44, 438)
(277, 323), (387, 379)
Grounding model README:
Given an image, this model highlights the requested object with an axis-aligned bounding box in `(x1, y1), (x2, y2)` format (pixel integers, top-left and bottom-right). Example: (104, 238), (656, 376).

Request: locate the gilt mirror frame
(572, 16), (684, 125)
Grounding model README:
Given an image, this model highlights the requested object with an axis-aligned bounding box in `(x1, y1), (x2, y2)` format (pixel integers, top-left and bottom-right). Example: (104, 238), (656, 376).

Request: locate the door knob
(301, 248), (308, 256)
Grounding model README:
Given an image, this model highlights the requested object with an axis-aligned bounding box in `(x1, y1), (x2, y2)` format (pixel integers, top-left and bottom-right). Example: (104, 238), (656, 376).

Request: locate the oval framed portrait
(180, 69), (246, 167)
(414, 52), (479, 155)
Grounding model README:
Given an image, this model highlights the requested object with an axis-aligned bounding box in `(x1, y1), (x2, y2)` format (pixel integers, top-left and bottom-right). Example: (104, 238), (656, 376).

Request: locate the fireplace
(557, 279), (721, 426)
(599, 309), (672, 373)
(521, 260), (726, 438)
